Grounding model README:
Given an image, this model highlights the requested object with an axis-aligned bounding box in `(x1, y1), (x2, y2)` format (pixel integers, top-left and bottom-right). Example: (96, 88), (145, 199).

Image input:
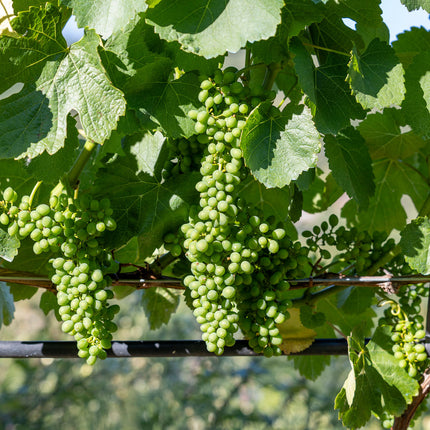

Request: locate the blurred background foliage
(3, 292), (427, 430)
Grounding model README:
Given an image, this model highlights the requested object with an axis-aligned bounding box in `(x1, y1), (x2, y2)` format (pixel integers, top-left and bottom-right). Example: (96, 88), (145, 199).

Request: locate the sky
(62, 0), (430, 45)
(380, 0), (429, 41)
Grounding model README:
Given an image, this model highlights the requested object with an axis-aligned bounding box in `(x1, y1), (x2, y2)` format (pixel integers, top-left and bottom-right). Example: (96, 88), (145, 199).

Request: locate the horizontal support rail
(0, 339), (358, 358)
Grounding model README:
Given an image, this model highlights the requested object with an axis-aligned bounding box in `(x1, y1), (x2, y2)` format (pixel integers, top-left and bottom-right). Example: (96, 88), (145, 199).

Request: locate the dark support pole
(0, 339), (353, 358)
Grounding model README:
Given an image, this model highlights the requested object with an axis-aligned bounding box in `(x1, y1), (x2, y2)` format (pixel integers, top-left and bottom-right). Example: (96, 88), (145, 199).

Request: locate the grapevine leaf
(141, 287), (180, 330)
(3, 239), (53, 277)
(400, 0), (430, 12)
(0, 85), (53, 159)
(317, 295), (375, 337)
(146, 0), (283, 58)
(402, 50), (430, 139)
(393, 27), (430, 70)
(241, 103), (321, 188)
(93, 150), (199, 256)
(324, 127), (375, 208)
(0, 28), (126, 158)
(291, 40), (366, 134)
(302, 171), (344, 214)
(129, 72), (200, 139)
(166, 42), (223, 76)
(277, 308), (317, 354)
(101, 16), (173, 87)
(12, 0), (47, 13)
(400, 217), (430, 275)
(0, 158), (47, 198)
(358, 108), (426, 160)
(0, 229), (20, 262)
(250, 0), (325, 63)
(330, 0), (383, 30)
(0, 282), (15, 328)
(60, 0), (148, 39)
(367, 326), (420, 405)
(291, 355), (331, 380)
(300, 306), (326, 328)
(290, 324), (333, 381)
(0, 4), (67, 93)
(348, 39), (405, 109)
(342, 159), (428, 233)
(128, 131), (167, 178)
(307, 13), (364, 61)
(39, 291), (57, 316)
(26, 116), (81, 184)
(337, 287), (375, 315)
(335, 327), (418, 428)
(28, 29), (126, 157)
(8, 284), (37, 301)
(237, 176), (291, 221)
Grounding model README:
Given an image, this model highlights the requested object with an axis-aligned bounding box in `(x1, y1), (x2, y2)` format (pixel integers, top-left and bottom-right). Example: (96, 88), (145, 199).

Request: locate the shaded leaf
(39, 290), (57, 316)
(0, 282), (15, 328)
(324, 127), (375, 208)
(93, 149), (198, 256)
(141, 287), (180, 329)
(358, 108), (426, 160)
(251, 0), (325, 63)
(393, 27), (430, 70)
(237, 176), (291, 221)
(290, 323), (333, 380)
(302, 171), (344, 214)
(348, 39), (405, 109)
(130, 72), (200, 139)
(291, 40), (365, 134)
(342, 159), (428, 233)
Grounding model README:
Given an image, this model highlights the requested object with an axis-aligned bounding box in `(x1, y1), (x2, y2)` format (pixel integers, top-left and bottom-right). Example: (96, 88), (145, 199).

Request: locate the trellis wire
(0, 275), (428, 359)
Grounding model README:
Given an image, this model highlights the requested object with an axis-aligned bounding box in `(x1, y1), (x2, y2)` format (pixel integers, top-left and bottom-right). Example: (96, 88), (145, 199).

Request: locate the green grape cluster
(162, 135), (205, 178)
(379, 285), (428, 379)
(0, 186), (119, 365)
(181, 68), (310, 356)
(303, 214), (409, 275)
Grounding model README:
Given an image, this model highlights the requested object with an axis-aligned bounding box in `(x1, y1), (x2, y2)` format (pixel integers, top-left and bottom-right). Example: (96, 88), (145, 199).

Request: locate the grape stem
(67, 139), (97, 189)
(262, 62), (281, 92)
(302, 42), (350, 57)
(392, 367), (430, 430)
(28, 181), (43, 207)
(51, 139), (97, 196)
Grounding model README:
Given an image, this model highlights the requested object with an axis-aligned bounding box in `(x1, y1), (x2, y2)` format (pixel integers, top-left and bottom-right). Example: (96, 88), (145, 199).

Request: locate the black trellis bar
(0, 339), (357, 358)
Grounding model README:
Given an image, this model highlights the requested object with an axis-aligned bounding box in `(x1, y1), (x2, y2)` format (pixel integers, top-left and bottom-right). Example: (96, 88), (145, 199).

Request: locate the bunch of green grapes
(303, 215), (409, 275)
(182, 68), (310, 355)
(162, 135), (205, 178)
(47, 194), (119, 365)
(0, 186), (119, 365)
(233, 211), (310, 357)
(379, 284), (428, 379)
